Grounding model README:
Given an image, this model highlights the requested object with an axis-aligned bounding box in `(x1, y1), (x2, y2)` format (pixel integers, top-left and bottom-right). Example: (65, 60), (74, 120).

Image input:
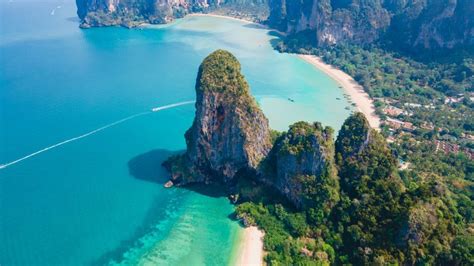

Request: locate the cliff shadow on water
(128, 148), (231, 198)
(128, 149), (182, 184)
(181, 182), (232, 198)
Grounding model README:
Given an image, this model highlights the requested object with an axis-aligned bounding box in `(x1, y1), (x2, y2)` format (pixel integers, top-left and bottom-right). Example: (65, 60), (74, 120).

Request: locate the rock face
(76, 0), (196, 27)
(334, 112), (372, 162)
(269, 0), (391, 46)
(397, 176), (456, 261)
(76, 0), (267, 27)
(76, 0), (472, 49)
(263, 121), (339, 210)
(334, 112), (404, 195)
(334, 113), (406, 263)
(268, 0), (474, 50)
(163, 50), (338, 210)
(164, 50), (272, 185)
(335, 112), (400, 195)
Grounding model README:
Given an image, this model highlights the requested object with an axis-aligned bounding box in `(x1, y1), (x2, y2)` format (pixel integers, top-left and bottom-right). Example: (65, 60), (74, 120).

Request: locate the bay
(0, 1), (352, 265)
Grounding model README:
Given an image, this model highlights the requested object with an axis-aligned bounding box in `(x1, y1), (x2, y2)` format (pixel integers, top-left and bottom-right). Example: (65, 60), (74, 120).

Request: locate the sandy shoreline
(298, 54), (381, 129)
(187, 13), (287, 36)
(188, 13), (263, 26)
(233, 226), (264, 266)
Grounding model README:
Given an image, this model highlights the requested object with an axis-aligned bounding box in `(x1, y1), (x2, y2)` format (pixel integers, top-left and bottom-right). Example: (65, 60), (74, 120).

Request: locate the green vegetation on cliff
(163, 50), (472, 265)
(268, 0), (473, 51)
(76, 0), (269, 28)
(274, 40), (473, 264)
(165, 49), (271, 184)
(336, 113), (399, 196)
(196, 50), (249, 95)
(261, 121), (339, 217)
(235, 113), (471, 265)
(277, 121), (334, 157)
(334, 114), (406, 264)
(194, 49), (261, 116)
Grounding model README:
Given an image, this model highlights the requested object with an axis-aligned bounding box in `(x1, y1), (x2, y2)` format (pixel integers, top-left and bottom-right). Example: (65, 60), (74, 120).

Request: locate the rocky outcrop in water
(163, 50), (339, 210)
(164, 50), (412, 224)
(163, 50), (272, 185)
(268, 0), (474, 50)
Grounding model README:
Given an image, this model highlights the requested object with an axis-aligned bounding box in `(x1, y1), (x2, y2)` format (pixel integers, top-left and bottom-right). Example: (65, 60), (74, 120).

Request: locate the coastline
(187, 13), (286, 36)
(186, 14), (379, 129)
(232, 226), (264, 266)
(187, 13), (265, 27)
(185, 13), (378, 264)
(298, 54), (381, 129)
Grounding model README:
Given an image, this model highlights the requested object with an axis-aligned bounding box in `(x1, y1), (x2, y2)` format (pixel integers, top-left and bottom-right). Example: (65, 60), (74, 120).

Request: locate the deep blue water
(0, 1), (352, 265)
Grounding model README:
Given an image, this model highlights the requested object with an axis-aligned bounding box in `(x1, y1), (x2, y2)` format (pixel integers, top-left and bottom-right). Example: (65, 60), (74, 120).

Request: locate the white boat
(0, 164), (6, 169)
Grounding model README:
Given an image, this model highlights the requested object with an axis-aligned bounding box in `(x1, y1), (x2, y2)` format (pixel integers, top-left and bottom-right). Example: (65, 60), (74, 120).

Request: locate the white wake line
(0, 101), (195, 170)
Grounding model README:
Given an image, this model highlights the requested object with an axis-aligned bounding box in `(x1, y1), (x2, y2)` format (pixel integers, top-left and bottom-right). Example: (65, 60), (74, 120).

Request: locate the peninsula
(74, 1), (473, 264)
(163, 50), (469, 265)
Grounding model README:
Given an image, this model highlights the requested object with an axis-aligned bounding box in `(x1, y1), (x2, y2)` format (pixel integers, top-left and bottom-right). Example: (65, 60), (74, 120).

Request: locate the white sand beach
(188, 13), (261, 26)
(187, 13), (287, 36)
(234, 226), (264, 266)
(298, 54), (381, 129)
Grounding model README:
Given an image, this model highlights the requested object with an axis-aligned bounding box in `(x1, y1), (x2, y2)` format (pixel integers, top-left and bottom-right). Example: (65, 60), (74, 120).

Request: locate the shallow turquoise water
(0, 1), (352, 265)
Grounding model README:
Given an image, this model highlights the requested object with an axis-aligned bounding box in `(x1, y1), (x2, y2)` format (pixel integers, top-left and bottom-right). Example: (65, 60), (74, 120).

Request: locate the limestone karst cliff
(76, 0), (197, 27)
(335, 112), (402, 196)
(75, 0), (472, 49)
(268, 0), (473, 50)
(158, 51), (468, 264)
(164, 50), (341, 210)
(163, 50), (272, 185)
(262, 121), (339, 211)
(76, 0), (267, 27)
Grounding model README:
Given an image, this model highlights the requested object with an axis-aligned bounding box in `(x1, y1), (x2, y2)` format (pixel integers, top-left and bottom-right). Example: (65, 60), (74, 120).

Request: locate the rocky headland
(159, 50), (466, 264)
(163, 49), (392, 212)
(163, 50), (272, 185)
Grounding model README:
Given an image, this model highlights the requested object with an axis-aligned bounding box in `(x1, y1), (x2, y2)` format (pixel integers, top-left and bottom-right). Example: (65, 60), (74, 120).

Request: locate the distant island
(162, 50), (472, 265)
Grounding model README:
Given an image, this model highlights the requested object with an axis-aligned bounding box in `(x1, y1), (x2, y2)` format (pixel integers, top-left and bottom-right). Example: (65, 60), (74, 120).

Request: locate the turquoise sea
(0, 0), (352, 265)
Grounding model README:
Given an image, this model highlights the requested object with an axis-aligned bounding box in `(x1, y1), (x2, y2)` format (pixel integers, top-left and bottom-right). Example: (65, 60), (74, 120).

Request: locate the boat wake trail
(0, 101), (195, 170)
